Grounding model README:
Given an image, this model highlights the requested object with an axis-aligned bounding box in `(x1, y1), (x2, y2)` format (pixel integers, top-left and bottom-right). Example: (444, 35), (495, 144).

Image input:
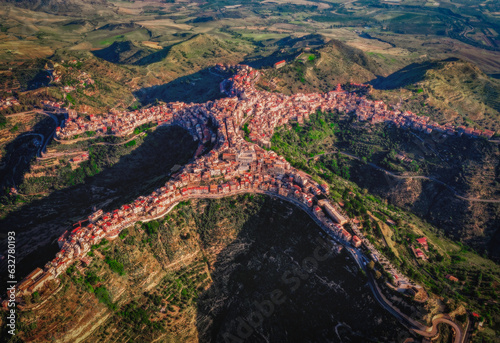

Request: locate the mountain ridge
(1, 0), (111, 15)
(371, 58), (500, 131)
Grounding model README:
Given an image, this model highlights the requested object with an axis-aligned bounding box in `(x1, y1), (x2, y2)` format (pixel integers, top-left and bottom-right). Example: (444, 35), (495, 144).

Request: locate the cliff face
(12, 196), (412, 342)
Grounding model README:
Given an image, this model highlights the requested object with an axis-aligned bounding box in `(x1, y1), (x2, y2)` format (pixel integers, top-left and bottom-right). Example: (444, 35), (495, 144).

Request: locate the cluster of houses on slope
(57, 64), (495, 146)
(355, 98), (496, 139)
(56, 99), (221, 144)
(13, 143), (357, 300)
(50, 62), (94, 89)
(221, 65), (495, 143)
(41, 100), (65, 112)
(12, 65), (364, 300)
(11, 63), (494, 302)
(0, 97), (19, 111)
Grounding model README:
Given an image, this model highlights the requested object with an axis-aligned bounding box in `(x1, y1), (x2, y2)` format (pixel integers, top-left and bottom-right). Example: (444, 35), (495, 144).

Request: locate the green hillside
(1, 0), (111, 15)
(372, 58), (500, 132)
(93, 41), (157, 65)
(154, 33), (252, 72)
(257, 38), (385, 95)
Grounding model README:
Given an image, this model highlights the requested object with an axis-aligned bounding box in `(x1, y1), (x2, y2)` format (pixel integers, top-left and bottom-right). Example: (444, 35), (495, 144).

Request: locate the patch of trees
(95, 286), (116, 311)
(133, 122), (157, 135)
(105, 256), (126, 276)
(194, 200), (221, 247)
(142, 220), (161, 236)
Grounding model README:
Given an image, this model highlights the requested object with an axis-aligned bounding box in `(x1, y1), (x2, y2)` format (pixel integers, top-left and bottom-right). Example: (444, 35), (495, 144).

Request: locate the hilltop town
(56, 64), (496, 143)
(9, 63), (443, 303)
(3, 0), (500, 338)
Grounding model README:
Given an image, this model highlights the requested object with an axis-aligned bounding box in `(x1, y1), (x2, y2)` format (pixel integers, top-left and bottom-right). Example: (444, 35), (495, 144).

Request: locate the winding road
(134, 189), (466, 343)
(358, 252), (463, 343)
(89, 131), (147, 146)
(8, 68), (473, 342)
(2, 108), (64, 190)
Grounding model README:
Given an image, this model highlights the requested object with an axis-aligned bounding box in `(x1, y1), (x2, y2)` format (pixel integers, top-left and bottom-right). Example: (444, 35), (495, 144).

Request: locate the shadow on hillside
(274, 34), (328, 50)
(369, 58), (460, 90)
(0, 115), (56, 190)
(92, 40), (172, 66)
(0, 125), (198, 280)
(194, 196), (413, 342)
(133, 67), (228, 106)
(350, 161), (468, 236)
(134, 46), (172, 66)
(242, 50), (301, 69)
(28, 69), (52, 90)
(242, 34), (326, 69)
(343, 131), (500, 260)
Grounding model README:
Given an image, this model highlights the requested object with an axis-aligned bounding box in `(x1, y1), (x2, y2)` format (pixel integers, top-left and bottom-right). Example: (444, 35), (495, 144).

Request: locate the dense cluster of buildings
(15, 63), (492, 300)
(56, 100), (218, 142)
(41, 100), (65, 112)
(32, 152), (357, 282)
(57, 64), (496, 143)
(17, 65), (363, 298)
(355, 98), (496, 139)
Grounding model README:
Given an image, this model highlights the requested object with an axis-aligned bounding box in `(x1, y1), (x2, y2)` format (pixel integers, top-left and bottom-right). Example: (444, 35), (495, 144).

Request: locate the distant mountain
(134, 34), (252, 104)
(161, 33), (250, 68)
(93, 34), (250, 68)
(258, 38), (384, 94)
(372, 58), (500, 131)
(320, 38), (383, 79)
(93, 41), (156, 65)
(139, 33), (251, 80)
(274, 33), (329, 50)
(1, 0), (110, 14)
(96, 22), (140, 31)
(243, 34), (329, 69)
